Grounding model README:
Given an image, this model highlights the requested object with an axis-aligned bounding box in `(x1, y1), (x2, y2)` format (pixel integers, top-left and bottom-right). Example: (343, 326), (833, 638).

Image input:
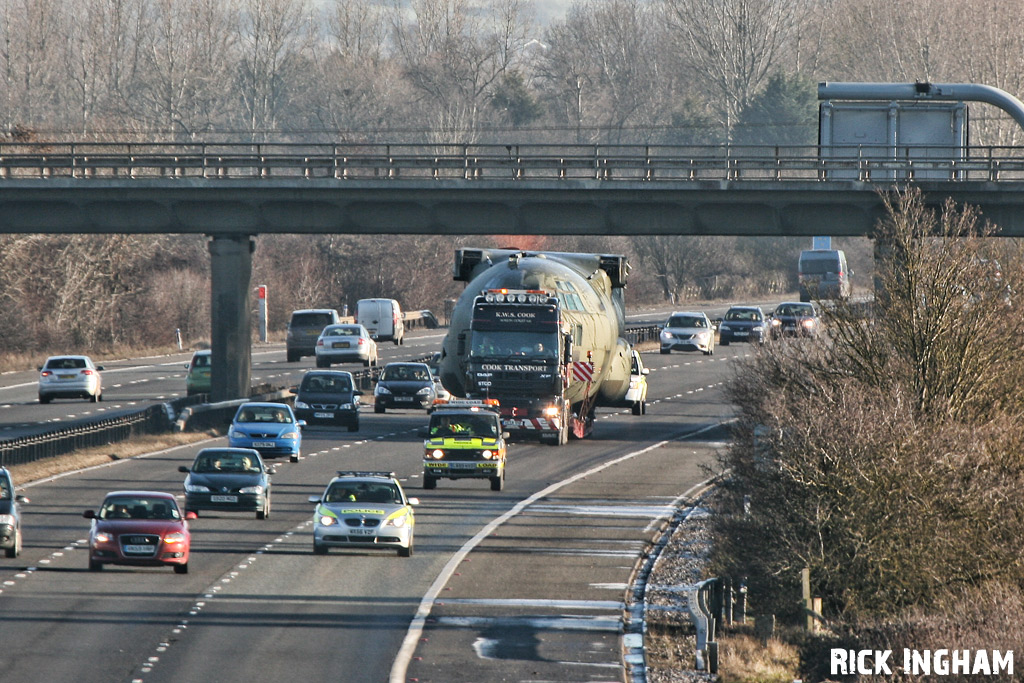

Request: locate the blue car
(228, 402), (305, 463)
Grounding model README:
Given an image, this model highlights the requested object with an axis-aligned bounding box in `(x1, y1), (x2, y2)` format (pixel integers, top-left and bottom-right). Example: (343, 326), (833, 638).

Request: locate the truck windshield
(469, 331), (558, 359)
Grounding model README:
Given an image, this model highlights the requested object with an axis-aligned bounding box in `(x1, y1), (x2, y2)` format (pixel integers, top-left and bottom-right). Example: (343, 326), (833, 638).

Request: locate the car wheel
(363, 358), (370, 367)
(287, 350), (300, 363)
(316, 357), (329, 368)
(88, 559), (103, 571)
(423, 475), (437, 490)
(290, 453), (300, 463)
(720, 338), (730, 346)
(173, 563), (189, 574)
(374, 404), (385, 414)
(89, 392), (98, 403)
(257, 497), (270, 520)
(490, 471), (504, 491)
(660, 348), (670, 354)
(39, 395), (51, 404)
(313, 542), (328, 555)
(5, 529), (18, 558)
(97, 391), (103, 402)
(398, 540), (413, 557)
(348, 422), (359, 432)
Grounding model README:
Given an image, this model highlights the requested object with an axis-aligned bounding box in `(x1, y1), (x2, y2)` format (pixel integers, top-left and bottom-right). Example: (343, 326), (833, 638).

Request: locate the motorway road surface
(0, 323), (758, 683)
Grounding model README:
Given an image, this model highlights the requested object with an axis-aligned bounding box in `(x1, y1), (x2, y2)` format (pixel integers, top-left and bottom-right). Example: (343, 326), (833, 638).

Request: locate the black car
(373, 362), (436, 413)
(0, 467), (29, 558)
(769, 301), (821, 339)
(179, 447), (274, 519)
(718, 306), (767, 346)
(293, 370), (361, 431)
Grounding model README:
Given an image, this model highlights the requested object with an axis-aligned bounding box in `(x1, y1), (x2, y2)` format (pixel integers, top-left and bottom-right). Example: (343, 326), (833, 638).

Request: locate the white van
(798, 249), (851, 302)
(356, 298), (404, 345)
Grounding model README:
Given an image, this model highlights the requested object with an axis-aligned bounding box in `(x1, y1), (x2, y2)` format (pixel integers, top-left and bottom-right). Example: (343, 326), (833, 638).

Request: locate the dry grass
(717, 632), (800, 683)
(8, 430), (219, 485)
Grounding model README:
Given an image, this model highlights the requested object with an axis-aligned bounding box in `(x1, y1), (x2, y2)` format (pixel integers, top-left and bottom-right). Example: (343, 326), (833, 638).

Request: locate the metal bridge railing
(3, 142), (1024, 182)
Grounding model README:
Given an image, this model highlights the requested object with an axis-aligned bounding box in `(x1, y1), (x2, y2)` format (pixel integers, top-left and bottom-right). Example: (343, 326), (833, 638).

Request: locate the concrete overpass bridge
(3, 141), (1024, 399)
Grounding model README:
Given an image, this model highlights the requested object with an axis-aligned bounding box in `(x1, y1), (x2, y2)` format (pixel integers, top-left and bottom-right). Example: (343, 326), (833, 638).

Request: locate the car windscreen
(667, 315), (705, 328)
(300, 375), (352, 393)
(325, 482), (401, 504)
(236, 406), (293, 423)
(381, 365), (430, 381)
(291, 313), (333, 327)
(193, 451), (260, 473)
(100, 496), (179, 520)
(725, 310), (760, 321)
(429, 413), (499, 438)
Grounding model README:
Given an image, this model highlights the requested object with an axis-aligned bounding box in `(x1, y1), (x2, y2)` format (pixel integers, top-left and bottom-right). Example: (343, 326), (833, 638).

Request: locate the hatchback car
(228, 402), (305, 462)
(294, 370), (362, 431)
(0, 467), (29, 558)
(718, 306), (767, 346)
(83, 491), (196, 573)
(38, 355), (104, 403)
(308, 471), (418, 557)
(660, 311), (716, 355)
(179, 447), (274, 519)
(769, 302), (821, 339)
(373, 362), (436, 413)
(184, 349), (211, 395)
(315, 324), (378, 368)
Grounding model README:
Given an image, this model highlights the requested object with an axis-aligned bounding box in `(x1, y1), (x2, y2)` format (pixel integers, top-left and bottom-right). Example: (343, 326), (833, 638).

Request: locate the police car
(307, 471), (418, 557)
(422, 400), (508, 491)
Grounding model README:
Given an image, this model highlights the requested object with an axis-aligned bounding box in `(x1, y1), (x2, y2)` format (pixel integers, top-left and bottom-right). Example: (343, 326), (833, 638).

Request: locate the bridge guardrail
(686, 577), (722, 674)
(4, 142), (1024, 182)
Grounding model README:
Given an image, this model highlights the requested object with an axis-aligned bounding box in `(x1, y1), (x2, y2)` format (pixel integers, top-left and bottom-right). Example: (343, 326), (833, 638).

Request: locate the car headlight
(239, 485), (264, 494)
(719, 324), (731, 332)
(543, 405), (559, 417)
(697, 331), (710, 340)
(376, 385), (391, 395)
(94, 531), (114, 544)
(661, 331), (673, 340)
(339, 402), (353, 410)
(802, 319), (816, 329)
(163, 531), (186, 544)
(318, 514), (336, 526)
(430, 449), (445, 459)
(752, 325), (764, 332)
(384, 511), (409, 528)
(416, 387), (433, 396)
(294, 400), (309, 409)
(0, 513), (15, 527)
(770, 319), (781, 327)
(481, 450), (493, 459)
(229, 428), (245, 439)
(184, 482), (210, 493)
(279, 431), (300, 440)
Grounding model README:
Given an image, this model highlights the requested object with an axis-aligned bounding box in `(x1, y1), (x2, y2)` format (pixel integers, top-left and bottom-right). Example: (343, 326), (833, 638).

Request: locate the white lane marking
(388, 421), (722, 683)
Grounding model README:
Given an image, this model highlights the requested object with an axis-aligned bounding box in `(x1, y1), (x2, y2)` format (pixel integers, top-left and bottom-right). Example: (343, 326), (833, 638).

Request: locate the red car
(83, 491), (196, 574)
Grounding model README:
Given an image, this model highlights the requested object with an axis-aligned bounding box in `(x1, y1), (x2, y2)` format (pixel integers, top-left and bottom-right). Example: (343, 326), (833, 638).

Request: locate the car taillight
(358, 338), (365, 345)
(40, 370), (52, 377)
(82, 369), (94, 375)
(317, 339), (324, 347)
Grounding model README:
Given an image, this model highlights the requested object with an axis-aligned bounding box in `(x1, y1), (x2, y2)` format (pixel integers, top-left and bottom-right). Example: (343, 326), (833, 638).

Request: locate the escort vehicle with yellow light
(422, 400), (508, 491)
(307, 471), (418, 557)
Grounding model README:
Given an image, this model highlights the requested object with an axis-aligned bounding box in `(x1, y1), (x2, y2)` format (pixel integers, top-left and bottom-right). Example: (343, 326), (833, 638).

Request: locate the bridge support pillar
(208, 235), (255, 402)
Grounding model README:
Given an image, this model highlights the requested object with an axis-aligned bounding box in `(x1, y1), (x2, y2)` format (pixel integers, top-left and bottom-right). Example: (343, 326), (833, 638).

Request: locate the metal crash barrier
(687, 577), (722, 674)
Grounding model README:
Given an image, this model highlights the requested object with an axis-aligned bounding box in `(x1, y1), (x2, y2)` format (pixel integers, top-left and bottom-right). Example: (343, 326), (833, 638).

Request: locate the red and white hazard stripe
(571, 361), (594, 383)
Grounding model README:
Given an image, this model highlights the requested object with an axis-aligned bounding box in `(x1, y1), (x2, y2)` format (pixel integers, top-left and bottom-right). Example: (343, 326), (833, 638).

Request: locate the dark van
(286, 309), (340, 362)
(798, 249), (851, 302)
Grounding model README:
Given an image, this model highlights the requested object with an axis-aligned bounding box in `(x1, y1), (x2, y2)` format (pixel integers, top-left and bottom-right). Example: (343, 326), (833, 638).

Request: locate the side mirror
(407, 497), (420, 506)
(15, 494), (29, 504)
(641, 368), (649, 376)
(502, 432), (511, 439)
(184, 363), (190, 369)
(83, 510), (97, 519)
(296, 420), (307, 427)
(307, 495), (322, 504)
(178, 465), (191, 473)
(96, 366), (105, 371)
(184, 511), (198, 520)
(354, 390), (363, 396)
(266, 467), (276, 476)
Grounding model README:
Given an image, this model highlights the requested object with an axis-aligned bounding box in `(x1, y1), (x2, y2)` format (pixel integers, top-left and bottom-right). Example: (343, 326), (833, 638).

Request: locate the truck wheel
(313, 542), (328, 555)
(423, 475), (437, 489)
(374, 404), (385, 414)
(287, 350), (300, 363)
(660, 348), (670, 354)
(490, 471), (504, 491)
(632, 401), (643, 416)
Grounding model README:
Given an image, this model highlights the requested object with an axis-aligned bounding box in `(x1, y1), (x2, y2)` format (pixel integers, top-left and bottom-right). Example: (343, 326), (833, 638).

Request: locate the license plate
(350, 528), (374, 536)
(449, 462), (475, 469)
(734, 331), (749, 337)
(211, 495), (238, 503)
(58, 374), (76, 379)
(252, 441), (276, 448)
(395, 396), (413, 402)
(314, 412), (334, 419)
(123, 544), (152, 554)
(332, 342), (350, 348)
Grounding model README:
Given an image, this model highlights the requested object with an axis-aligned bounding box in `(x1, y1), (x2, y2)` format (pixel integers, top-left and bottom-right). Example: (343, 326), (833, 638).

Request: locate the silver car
(308, 471), (418, 557)
(660, 311), (715, 355)
(314, 324), (379, 368)
(38, 355), (104, 403)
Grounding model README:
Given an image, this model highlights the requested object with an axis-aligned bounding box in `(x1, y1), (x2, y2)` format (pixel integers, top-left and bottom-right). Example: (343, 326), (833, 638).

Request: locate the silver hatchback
(38, 355), (104, 403)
